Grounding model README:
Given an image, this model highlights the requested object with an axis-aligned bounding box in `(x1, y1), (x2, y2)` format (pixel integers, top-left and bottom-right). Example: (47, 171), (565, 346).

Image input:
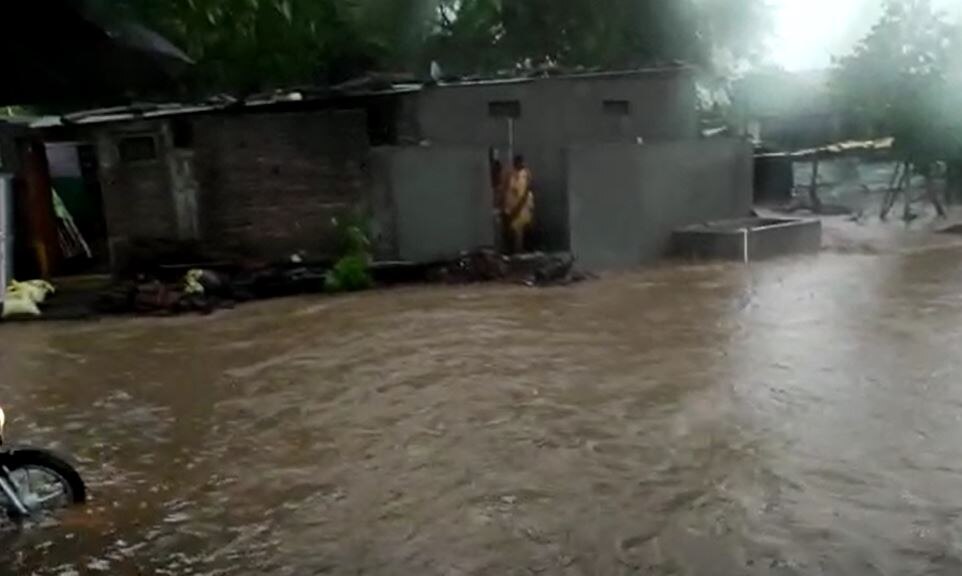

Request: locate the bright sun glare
(771, 0), (960, 71)
(771, 0), (877, 70)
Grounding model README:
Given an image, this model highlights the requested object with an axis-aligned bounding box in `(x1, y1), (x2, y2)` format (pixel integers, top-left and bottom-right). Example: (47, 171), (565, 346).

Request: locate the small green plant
(325, 253), (373, 292)
(325, 215), (373, 293)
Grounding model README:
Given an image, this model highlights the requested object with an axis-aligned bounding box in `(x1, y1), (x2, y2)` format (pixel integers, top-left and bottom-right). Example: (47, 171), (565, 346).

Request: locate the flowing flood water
(5, 245), (962, 575)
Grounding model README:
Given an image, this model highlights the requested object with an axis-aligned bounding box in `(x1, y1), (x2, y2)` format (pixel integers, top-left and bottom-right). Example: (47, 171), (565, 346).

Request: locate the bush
(325, 253), (373, 293)
(325, 217), (374, 293)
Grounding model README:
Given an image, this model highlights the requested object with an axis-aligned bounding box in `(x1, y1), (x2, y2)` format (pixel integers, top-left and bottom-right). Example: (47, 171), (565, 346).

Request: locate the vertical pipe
(743, 228), (749, 264)
(0, 176), (7, 303)
(809, 158), (822, 213)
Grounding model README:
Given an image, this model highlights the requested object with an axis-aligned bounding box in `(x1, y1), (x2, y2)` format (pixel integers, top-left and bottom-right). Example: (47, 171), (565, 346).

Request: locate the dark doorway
(45, 141), (110, 273)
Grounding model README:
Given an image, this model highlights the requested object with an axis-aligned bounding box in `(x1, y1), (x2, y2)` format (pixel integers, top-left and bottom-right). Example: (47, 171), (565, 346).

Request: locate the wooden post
(809, 158), (823, 214)
(18, 138), (62, 279)
(900, 162), (914, 222)
(923, 163), (947, 218)
(948, 160), (962, 205)
(881, 161), (902, 220)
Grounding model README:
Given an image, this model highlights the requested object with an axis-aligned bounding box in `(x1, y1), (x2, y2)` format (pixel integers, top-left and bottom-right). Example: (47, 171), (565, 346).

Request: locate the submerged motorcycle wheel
(2, 449), (86, 517)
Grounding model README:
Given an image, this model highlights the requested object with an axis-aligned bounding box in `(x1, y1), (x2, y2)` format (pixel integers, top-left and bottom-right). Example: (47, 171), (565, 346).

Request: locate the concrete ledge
(673, 217), (822, 262)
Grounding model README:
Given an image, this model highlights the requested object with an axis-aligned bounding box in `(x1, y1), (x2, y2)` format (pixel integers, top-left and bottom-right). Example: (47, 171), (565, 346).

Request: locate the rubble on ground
(428, 250), (592, 286)
(85, 250), (592, 318)
(1, 250), (592, 321)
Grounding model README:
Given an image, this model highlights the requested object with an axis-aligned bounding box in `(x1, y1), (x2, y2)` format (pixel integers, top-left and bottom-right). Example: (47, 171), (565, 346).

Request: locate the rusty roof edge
(427, 65), (693, 89)
(756, 137), (896, 160)
(32, 85), (423, 128)
(29, 65), (690, 129)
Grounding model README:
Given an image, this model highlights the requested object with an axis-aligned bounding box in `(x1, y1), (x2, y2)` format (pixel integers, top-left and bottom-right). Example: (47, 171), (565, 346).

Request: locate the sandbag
(1, 295), (41, 319)
(183, 269), (205, 296)
(7, 279), (55, 304)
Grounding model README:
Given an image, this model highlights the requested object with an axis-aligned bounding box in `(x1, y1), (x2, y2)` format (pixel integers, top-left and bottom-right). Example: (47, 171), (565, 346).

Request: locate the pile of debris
(427, 250), (592, 287)
(94, 264), (330, 316)
(2, 250), (594, 320)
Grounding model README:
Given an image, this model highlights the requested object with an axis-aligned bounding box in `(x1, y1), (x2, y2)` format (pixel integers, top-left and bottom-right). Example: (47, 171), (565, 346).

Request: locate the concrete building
(375, 67), (752, 269)
(20, 66), (750, 275)
(567, 139), (753, 269)
(407, 68), (699, 249)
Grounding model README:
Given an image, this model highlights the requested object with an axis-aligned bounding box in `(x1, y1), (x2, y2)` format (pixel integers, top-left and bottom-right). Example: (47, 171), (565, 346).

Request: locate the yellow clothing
(504, 167), (535, 233)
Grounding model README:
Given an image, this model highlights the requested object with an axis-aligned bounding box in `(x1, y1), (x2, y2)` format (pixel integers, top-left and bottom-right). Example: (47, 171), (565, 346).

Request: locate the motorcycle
(0, 405), (86, 518)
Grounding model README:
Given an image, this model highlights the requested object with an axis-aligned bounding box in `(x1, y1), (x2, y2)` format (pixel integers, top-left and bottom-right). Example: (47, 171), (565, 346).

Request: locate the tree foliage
(832, 0), (962, 163)
(105, 0), (373, 93)
(109, 0), (768, 95)
(434, 1), (765, 71)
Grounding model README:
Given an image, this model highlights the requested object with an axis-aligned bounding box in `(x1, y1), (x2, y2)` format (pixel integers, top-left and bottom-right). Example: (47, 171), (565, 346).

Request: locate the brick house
(30, 67), (750, 273)
(39, 102), (375, 270)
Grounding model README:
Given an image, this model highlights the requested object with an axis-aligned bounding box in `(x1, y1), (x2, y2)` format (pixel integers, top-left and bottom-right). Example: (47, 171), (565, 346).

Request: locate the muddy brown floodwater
(5, 244), (962, 575)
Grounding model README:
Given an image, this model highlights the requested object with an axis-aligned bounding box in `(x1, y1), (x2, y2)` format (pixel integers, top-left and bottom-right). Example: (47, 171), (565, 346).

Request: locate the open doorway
(487, 106), (536, 255)
(44, 141), (110, 274)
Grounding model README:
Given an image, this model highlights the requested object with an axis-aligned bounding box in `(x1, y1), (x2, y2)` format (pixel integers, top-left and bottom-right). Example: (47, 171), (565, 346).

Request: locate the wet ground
(5, 224), (962, 575)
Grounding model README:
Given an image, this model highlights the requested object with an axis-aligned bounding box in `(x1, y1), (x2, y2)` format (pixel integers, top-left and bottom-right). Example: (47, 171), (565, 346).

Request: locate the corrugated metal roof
(28, 65), (689, 129)
(31, 103), (222, 128)
(756, 138), (895, 160)
(430, 66), (691, 89)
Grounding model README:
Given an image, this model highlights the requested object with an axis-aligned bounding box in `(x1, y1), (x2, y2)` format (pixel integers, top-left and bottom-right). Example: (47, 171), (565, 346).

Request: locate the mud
(4, 234), (962, 574)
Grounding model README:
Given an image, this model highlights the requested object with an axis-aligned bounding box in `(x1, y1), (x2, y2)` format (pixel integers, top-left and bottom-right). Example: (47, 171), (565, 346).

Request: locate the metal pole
(0, 175), (8, 304)
(742, 228), (749, 264)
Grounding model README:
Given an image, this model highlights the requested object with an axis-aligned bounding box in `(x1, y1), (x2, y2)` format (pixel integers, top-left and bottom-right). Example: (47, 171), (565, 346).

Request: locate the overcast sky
(771, 0), (961, 70)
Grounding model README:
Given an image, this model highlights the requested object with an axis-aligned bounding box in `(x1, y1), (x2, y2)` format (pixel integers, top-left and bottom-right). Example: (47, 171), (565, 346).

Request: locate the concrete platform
(673, 217), (822, 262)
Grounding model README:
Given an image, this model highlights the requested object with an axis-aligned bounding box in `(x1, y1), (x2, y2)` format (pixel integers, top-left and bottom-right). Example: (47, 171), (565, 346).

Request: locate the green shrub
(325, 216), (374, 293)
(325, 253), (373, 293)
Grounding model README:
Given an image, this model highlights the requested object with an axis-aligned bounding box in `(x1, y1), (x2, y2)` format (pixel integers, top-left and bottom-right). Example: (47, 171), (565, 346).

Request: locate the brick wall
(193, 110), (370, 262)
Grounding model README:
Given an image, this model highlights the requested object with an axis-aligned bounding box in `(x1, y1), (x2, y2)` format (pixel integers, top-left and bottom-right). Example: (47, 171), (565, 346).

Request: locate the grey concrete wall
(748, 220), (822, 260)
(673, 230), (747, 262)
(0, 175), (13, 292)
(567, 139), (753, 270)
(372, 146), (494, 262)
(369, 148), (399, 260)
(414, 69), (697, 250)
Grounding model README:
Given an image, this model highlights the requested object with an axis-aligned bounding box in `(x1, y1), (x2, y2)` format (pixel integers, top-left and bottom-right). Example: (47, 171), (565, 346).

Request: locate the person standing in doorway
(503, 155), (535, 254)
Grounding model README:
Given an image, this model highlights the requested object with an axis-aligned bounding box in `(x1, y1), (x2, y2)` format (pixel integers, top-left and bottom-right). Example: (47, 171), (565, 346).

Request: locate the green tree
(428, 0), (768, 77)
(831, 0), (962, 212)
(109, 0), (768, 95)
(833, 0), (958, 150)
(108, 0), (382, 93)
